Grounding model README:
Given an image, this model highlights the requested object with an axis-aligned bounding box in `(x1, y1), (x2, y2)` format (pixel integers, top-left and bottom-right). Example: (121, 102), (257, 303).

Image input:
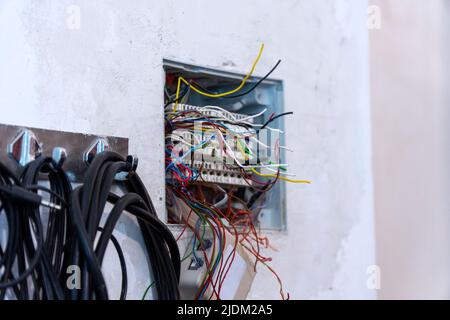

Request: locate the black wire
(0, 162), (46, 295)
(259, 111), (293, 131)
(19, 157), (69, 299)
(69, 151), (180, 300)
(223, 59), (281, 99)
(187, 60), (282, 99)
(97, 227), (127, 300)
(25, 185), (68, 207)
(1, 152), (180, 300)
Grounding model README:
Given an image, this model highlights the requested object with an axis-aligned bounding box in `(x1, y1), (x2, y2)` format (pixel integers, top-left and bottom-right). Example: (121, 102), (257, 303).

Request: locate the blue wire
(166, 135), (214, 172)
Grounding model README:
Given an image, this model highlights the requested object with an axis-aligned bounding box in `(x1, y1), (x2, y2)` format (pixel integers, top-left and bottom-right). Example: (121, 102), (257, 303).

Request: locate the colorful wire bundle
(164, 44), (310, 300)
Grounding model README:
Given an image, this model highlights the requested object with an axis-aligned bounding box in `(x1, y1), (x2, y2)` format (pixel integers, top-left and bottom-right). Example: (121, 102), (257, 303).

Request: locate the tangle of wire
(164, 44), (310, 300)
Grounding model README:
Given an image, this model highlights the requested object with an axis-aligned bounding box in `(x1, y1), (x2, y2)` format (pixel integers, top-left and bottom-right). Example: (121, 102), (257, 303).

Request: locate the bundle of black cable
(68, 152), (180, 300)
(0, 152), (180, 300)
(0, 157), (72, 299)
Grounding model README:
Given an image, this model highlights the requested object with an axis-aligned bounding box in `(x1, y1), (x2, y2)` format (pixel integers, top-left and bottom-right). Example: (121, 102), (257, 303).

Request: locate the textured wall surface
(370, 0), (450, 299)
(0, 0), (375, 299)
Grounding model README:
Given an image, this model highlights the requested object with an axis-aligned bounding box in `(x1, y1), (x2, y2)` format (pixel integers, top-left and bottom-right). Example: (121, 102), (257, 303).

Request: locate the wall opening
(163, 59), (286, 230)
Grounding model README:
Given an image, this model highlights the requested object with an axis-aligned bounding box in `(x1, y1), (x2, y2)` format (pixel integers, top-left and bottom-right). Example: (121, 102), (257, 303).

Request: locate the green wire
(178, 195), (222, 299)
(142, 217), (209, 300)
(180, 221), (208, 264)
(269, 161), (287, 171)
(194, 204), (222, 298)
(142, 281), (155, 300)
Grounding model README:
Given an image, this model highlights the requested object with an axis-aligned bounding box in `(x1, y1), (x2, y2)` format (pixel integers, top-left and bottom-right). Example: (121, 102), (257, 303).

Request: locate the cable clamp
(125, 155), (139, 172)
(115, 155), (139, 181)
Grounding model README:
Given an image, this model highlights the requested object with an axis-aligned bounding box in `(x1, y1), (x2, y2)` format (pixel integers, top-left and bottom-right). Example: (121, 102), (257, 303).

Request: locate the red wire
(166, 109), (289, 300)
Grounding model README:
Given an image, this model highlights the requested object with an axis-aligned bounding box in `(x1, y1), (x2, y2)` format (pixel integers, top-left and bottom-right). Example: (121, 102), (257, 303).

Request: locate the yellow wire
(236, 135), (311, 184)
(170, 44), (310, 185)
(250, 168), (311, 184)
(173, 43), (265, 111)
(236, 139), (250, 161)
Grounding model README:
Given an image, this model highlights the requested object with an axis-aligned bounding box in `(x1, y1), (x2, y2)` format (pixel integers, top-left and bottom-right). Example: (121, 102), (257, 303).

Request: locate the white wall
(0, 0), (375, 299)
(370, 0), (450, 299)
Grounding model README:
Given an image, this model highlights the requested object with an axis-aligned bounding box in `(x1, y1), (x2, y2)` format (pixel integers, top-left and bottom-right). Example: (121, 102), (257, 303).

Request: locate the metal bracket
(83, 138), (110, 165)
(0, 123), (128, 182)
(7, 129), (42, 166)
(52, 147), (67, 168)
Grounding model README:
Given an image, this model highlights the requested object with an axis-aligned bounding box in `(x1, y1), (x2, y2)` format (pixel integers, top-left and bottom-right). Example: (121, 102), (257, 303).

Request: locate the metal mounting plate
(0, 123), (128, 182)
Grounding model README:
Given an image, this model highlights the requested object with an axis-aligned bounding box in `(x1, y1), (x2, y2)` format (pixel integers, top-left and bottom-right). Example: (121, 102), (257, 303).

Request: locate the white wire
(200, 106), (238, 121)
(250, 136), (270, 149)
(166, 134), (196, 147)
(200, 105), (257, 126)
(263, 166), (298, 177)
(252, 124), (285, 134)
(279, 146), (294, 152)
(239, 108), (267, 121)
(216, 130), (288, 169)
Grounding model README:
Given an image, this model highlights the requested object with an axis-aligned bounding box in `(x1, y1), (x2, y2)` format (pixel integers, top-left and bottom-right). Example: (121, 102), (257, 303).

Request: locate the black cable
(25, 185), (68, 208)
(0, 161), (46, 297)
(97, 227), (127, 300)
(188, 60), (282, 99)
(259, 111), (293, 131)
(68, 151), (180, 300)
(19, 156), (71, 300)
(1, 151), (180, 300)
(222, 59), (281, 99)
